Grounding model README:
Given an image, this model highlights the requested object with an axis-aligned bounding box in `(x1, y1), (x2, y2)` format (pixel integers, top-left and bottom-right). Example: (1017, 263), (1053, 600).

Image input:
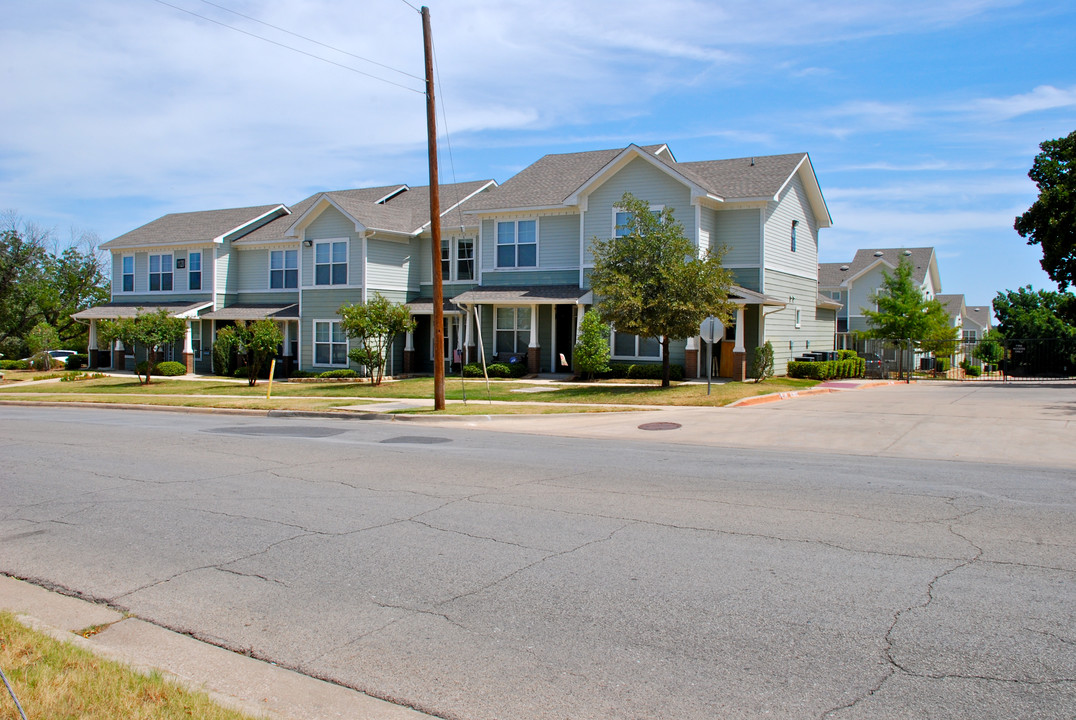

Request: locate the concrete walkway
(0, 575), (435, 720)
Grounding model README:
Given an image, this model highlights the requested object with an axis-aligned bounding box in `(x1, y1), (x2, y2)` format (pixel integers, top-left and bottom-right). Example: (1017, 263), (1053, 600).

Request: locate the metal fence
(835, 335), (1076, 381)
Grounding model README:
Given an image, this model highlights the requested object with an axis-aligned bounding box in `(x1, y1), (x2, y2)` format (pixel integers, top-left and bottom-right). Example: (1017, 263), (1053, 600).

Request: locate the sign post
(699, 316), (723, 396)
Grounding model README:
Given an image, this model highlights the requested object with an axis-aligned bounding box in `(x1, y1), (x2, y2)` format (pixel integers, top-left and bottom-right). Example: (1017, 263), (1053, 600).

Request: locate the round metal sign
(699, 316), (723, 344)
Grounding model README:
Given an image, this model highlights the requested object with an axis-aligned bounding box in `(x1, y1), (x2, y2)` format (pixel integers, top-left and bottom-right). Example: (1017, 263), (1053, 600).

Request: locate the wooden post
(423, 6), (445, 410)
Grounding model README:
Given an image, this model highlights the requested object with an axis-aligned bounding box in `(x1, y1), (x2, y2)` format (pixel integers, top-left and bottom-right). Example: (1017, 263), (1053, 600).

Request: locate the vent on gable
(902, 250), (912, 256)
(839, 265), (849, 271)
(873, 251), (884, 257)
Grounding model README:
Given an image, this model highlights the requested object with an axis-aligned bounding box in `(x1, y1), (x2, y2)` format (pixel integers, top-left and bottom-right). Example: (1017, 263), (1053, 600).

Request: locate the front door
(555, 305), (574, 372)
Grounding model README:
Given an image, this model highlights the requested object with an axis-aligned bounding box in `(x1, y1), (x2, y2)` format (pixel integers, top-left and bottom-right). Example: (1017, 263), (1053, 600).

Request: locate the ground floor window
(611, 330), (660, 359)
(314, 320), (348, 366)
(496, 307), (531, 354)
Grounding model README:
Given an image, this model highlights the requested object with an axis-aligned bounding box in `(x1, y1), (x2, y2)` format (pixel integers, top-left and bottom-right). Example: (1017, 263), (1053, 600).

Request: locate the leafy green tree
(1014, 131), (1076, 290)
(919, 312), (961, 374)
(572, 309), (611, 380)
(992, 285), (1076, 341)
(26, 322), (60, 369)
(212, 325), (239, 376)
(749, 341), (775, 383)
(590, 192), (734, 387)
(973, 328), (1005, 370)
(862, 258), (952, 379)
(339, 293), (416, 386)
(233, 319), (284, 386)
(98, 309), (187, 384)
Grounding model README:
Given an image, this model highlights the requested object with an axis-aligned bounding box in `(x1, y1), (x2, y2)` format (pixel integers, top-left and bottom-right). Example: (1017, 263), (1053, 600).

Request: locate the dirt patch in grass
(0, 611), (262, 720)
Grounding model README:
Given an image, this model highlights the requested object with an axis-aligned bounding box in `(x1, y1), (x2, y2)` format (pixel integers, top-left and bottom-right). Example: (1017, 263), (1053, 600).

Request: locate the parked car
(21, 349), (77, 366)
(859, 352), (884, 379)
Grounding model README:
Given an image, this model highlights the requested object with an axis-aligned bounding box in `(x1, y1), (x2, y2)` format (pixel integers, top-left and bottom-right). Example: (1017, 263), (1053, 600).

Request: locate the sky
(3, 0), (1075, 308)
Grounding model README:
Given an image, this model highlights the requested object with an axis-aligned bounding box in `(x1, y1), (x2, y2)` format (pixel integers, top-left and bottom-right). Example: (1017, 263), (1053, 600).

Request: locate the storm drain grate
(380, 436), (453, 444)
(637, 422), (682, 431)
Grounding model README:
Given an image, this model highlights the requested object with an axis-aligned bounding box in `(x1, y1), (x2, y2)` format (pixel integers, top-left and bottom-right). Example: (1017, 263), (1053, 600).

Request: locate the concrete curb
(728, 379), (905, 408)
(0, 575), (435, 720)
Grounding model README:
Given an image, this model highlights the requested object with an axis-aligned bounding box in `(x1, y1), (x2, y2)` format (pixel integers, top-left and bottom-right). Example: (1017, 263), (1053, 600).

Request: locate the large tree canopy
(0, 212), (109, 357)
(1015, 130), (1076, 290)
(992, 286), (1076, 341)
(589, 192), (734, 387)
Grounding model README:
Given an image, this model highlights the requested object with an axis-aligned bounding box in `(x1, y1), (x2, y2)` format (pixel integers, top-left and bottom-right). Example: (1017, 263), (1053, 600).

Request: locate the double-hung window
(495, 307), (530, 354)
(611, 330), (660, 359)
(496, 220), (536, 268)
(315, 241), (347, 285)
(440, 239), (451, 278)
(313, 320), (348, 366)
(270, 249), (298, 289)
(456, 238), (474, 280)
(612, 205), (662, 239)
(121, 256), (134, 292)
(149, 253), (173, 291)
(188, 252), (202, 290)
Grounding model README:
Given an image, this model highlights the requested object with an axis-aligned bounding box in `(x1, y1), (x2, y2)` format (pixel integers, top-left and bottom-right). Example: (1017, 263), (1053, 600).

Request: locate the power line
(150, 0), (423, 94)
(431, 33), (465, 230)
(398, 0), (421, 12)
(196, 0), (423, 82)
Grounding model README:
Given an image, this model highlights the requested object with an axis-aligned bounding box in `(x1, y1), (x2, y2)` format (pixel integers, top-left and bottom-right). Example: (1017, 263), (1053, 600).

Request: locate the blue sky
(3, 0), (1074, 307)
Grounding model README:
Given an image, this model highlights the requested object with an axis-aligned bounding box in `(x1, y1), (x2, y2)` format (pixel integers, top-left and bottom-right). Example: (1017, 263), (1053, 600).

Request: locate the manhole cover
(380, 436), (453, 444)
(637, 422), (682, 431)
(205, 426), (346, 438)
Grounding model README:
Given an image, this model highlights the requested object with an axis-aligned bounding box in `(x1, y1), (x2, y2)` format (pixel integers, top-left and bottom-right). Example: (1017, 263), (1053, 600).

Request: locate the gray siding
(764, 173), (818, 283)
(237, 248), (269, 292)
(582, 156), (695, 265)
(482, 270), (578, 287)
(712, 207), (762, 266)
(762, 270), (836, 375)
(302, 207), (361, 288)
(535, 214), (578, 268)
(366, 237), (411, 292)
(112, 248), (212, 300)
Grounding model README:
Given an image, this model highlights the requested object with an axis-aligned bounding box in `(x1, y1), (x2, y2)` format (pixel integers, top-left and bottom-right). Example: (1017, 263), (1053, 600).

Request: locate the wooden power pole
(422, 6), (445, 410)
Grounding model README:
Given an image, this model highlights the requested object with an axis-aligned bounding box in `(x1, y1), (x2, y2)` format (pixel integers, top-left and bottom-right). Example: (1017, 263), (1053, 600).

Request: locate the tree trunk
(661, 336), (671, 388)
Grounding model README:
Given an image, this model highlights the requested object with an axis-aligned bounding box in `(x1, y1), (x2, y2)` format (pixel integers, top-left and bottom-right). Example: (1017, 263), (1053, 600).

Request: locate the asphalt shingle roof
(102, 205), (283, 249)
(848, 247), (935, 284)
(936, 294), (965, 320)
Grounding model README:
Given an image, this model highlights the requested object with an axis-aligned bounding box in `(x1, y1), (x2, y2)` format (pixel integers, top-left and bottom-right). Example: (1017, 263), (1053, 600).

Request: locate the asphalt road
(1, 393), (1073, 719)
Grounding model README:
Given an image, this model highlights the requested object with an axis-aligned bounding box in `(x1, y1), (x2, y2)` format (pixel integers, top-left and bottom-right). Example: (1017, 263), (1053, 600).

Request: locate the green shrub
(507, 361), (528, 378)
(935, 357), (950, 373)
(787, 357), (866, 380)
(318, 368), (358, 378)
(65, 354), (87, 370)
(462, 363), (484, 378)
(594, 362), (683, 381)
(289, 370), (316, 379)
(750, 341), (775, 383)
(233, 366), (249, 378)
(155, 360), (186, 376)
(838, 349), (858, 360)
(213, 326), (239, 376)
(0, 360), (30, 370)
(485, 363), (512, 378)
(964, 364), (982, 377)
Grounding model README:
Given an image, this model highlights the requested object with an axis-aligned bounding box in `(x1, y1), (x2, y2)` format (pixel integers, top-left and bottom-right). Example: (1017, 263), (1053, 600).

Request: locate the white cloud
(967, 84), (1076, 120)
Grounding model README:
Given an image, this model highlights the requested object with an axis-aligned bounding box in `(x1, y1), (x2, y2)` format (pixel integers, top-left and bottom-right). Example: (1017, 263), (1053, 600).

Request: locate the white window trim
(456, 236), (475, 281)
(313, 238), (349, 287)
(188, 251), (202, 291)
(120, 254), (135, 293)
(493, 305), (532, 355)
(795, 307), (802, 329)
(611, 204), (664, 238)
(494, 219), (539, 269)
(609, 329), (662, 360)
(148, 252), (175, 293)
(312, 319), (349, 367)
(269, 248), (299, 290)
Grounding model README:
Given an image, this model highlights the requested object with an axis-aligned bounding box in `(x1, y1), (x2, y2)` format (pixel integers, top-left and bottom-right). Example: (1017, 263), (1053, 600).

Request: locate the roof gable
(102, 204), (287, 250)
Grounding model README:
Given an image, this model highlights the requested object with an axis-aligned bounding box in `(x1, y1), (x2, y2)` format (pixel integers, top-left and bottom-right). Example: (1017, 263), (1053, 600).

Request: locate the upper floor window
(496, 220), (536, 268)
(149, 253), (173, 291)
(791, 220), (798, 253)
(611, 330), (660, 359)
(314, 241), (347, 286)
(457, 238), (474, 280)
(121, 256), (134, 292)
(962, 329), (977, 342)
(613, 205), (663, 239)
(188, 252), (202, 291)
(441, 239), (451, 278)
(270, 249), (298, 289)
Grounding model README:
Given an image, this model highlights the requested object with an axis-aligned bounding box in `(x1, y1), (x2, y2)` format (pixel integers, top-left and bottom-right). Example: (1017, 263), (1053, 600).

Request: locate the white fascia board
(846, 257), (896, 284)
(178, 302), (214, 319)
(563, 145), (709, 207)
(375, 185), (410, 204)
(417, 180), (500, 231)
(780, 154), (832, 229)
(285, 195), (368, 238)
(214, 205), (290, 243)
(103, 238), (219, 251)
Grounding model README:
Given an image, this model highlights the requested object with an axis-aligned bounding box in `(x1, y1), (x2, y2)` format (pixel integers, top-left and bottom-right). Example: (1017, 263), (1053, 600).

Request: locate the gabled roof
(817, 262), (851, 289)
(102, 205), (286, 250)
(826, 248), (939, 290)
(936, 294), (965, 321)
(236, 180), (495, 244)
(963, 306), (993, 330)
(465, 144), (830, 227)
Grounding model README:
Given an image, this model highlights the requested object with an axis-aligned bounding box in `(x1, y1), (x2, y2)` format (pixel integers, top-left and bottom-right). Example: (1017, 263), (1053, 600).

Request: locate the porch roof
(406, 298), (464, 316)
(450, 285), (593, 305)
(72, 301), (212, 320)
(200, 304), (300, 321)
(729, 285), (787, 307)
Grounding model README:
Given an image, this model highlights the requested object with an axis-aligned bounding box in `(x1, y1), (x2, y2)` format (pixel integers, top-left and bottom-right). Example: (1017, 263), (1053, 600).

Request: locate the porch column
(112, 339), (125, 371)
(685, 336), (699, 379)
(576, 305), (585, 339)
(527, 304), (540, 373)
(732, 306), (747, 382)
(403, 326), (415, 374)
(88, 319), (99, 369)
(182, 319), (195, 374)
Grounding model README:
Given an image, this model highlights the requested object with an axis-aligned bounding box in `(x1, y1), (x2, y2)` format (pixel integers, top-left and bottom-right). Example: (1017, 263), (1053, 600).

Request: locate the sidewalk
(0, 575), (434, 720)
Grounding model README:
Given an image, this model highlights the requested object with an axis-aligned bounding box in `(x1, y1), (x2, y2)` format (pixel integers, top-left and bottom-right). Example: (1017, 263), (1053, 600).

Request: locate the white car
(22, 349), (78, 366)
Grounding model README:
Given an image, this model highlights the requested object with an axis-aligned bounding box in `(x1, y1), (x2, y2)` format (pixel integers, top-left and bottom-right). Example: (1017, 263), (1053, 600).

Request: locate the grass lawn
(0, 611), (262, 720)
(0, 373), (819, 412)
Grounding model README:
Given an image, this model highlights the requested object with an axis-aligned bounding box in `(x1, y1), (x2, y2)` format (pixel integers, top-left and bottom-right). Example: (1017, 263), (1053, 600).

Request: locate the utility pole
(422, 5), (445, 410)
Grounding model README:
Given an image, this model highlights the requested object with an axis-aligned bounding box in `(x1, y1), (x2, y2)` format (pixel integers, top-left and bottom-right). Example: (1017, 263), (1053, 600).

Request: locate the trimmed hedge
(935, 357), (951, 373)
(0, 360), (30, 370)
(787, 357), (866, 380)
(65, 354), (88, 370)
(462, 361), (528, 379)
(155, 360), (187, 376)
(319, 368), (358, 378)
(595, 362), (684, 381)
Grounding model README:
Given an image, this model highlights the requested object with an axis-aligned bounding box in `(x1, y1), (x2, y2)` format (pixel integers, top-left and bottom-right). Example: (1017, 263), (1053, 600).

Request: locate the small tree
(339, 293), (416, 386)
(573, 309), (611, 380)
(590, 192), (734, 387)
(862, 258), (949, 380)
(749, 341), (775, 383)
(26, 322), (60, 369)
(918, 311), (961, 376)
(213, 325), (239, 376)
(98, 308), (187, 384)
(233, 319), (283, 386)
(973, 328), (1005, 371)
